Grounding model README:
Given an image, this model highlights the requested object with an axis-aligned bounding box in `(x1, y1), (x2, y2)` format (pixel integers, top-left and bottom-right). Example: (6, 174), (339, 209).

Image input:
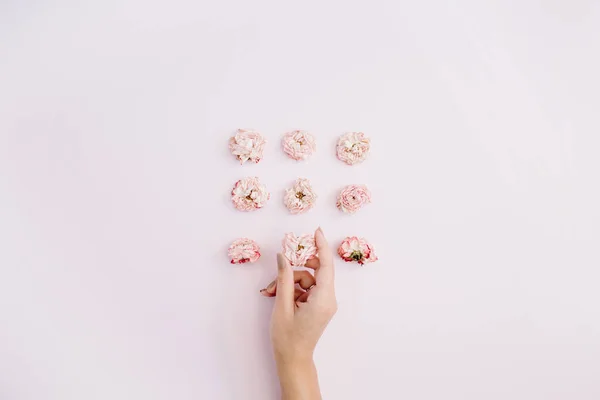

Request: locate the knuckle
(319, 300), (338, 316)
(299, 270), (310, 279)
(330, 302), (338, 315)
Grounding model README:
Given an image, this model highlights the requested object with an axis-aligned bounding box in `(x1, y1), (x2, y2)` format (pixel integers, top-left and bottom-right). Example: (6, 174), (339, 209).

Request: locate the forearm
(276, 357), (321, 400)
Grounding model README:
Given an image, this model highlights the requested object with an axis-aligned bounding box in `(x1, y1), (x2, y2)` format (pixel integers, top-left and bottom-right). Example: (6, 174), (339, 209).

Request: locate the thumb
(274, 253), (294, 316)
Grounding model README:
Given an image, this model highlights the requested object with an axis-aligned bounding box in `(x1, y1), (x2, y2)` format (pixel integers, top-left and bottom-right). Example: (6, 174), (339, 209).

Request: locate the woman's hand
(260, 227), (337, 400)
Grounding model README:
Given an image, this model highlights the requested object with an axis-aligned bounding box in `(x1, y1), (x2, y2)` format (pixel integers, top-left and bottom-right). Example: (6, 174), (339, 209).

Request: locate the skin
(260, 227), (337, 400)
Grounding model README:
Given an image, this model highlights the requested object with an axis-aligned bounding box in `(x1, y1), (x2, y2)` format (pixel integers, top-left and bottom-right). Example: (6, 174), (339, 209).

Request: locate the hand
(260, 227), (337, 400)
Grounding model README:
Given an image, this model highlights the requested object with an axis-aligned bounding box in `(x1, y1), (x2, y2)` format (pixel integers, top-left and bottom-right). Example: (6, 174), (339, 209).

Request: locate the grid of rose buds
(227, 129), (378, 266)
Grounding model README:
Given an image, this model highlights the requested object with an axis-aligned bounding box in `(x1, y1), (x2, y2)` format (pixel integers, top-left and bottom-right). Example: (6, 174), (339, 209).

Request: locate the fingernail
(317, 226), (323, 234)
(277, 253), (287, 270)
(266, 281), (276, 292)
(259, 289), (269, 297)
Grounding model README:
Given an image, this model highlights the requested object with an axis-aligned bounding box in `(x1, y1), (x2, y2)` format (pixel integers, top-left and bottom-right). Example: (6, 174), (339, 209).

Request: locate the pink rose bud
(282, 232), (317, 267)
(284, 178), (317, 214)
(338, 236), (378, 265)
(231, 177), (270, 211)
(281, 130), (316, 161)
(228, 238), (261, 264)
(336, 132), (371, 165)
(337, 184), (372, 214)
(229, 129), (266, 164)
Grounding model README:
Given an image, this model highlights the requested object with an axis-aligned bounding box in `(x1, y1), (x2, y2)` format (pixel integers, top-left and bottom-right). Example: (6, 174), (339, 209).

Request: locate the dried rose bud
(282, 232), (317, 267)
(229, 129), (266, 164)
(282, 130), (316, 161)
(284, 178), (317, 214)
(338, 236), (378, 265)
(336, 132), (371, 165)
(337, 184), (371, 214)
(231, 177), (270, 211)
(228, 238), (261, 264)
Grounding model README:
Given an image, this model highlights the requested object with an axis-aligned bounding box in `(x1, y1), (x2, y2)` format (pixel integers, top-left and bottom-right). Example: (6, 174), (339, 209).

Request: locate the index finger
(314, 227), (334, 285)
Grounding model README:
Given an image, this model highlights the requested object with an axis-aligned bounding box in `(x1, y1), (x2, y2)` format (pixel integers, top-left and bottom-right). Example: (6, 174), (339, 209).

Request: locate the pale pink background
(1, 1), (599, 399)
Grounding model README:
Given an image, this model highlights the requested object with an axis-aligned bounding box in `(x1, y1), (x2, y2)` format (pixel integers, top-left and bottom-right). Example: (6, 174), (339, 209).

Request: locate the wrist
(276, 357), (320, 400)
(275, 353), (314, 375)
(274, 348), (314, 368)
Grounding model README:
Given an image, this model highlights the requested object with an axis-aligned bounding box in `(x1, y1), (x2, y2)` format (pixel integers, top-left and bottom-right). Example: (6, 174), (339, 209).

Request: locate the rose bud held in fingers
(229, 128), (266, 164)
(284, 178), (317, 214)
(336, 131), (371, 165)
(282, 232), (317, 267)
(228, 238), (261, 264)
(281, 130), (316, 161)
(337, 184), (371, 214)
(231, 177), (270, 211)
(338, 236), (378, 265)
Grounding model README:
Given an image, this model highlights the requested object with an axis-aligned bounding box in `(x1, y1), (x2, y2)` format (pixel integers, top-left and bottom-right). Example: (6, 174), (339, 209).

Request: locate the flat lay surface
(1, 1), (599, 399)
